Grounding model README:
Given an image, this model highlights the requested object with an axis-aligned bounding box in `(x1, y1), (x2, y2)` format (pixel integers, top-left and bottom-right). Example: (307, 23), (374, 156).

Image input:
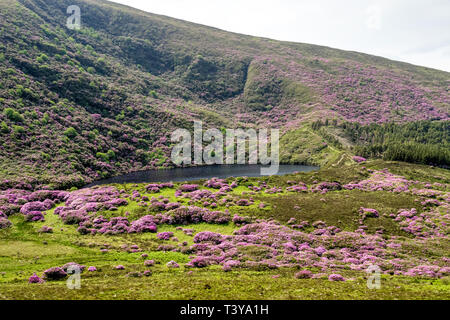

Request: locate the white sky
(110, 0), (450, 72)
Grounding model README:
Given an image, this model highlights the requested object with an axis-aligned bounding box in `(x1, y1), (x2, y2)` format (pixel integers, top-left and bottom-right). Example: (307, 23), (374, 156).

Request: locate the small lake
(85, 164), (319, 187)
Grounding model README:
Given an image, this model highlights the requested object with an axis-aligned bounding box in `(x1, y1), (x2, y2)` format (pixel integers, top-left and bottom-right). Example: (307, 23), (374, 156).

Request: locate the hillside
(0, 0), (449, 188)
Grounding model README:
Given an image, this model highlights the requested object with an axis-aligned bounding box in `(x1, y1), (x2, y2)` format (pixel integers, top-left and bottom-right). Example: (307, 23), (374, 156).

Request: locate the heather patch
(179, 219), (449, 278)
(0, 217), (12, 229)
(28, 273), (44, 284)
(43, 267), (67, 281)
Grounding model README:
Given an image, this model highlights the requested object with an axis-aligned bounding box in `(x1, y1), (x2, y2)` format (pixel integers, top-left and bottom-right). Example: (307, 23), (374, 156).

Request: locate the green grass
(0, 268), (448, 300)
(279, 126), (346, 167)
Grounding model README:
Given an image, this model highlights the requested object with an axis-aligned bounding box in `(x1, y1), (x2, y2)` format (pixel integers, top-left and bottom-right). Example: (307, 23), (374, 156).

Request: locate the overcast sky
(111, 0), (450, 72)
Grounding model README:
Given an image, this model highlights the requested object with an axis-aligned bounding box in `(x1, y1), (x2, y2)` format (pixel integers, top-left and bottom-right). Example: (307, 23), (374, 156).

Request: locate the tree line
(312, 119), (449, 167)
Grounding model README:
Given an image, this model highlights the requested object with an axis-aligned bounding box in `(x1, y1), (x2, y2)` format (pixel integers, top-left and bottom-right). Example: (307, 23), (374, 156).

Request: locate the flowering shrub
(265, 187), (283, 194)
(94, 217), (130, 235)
(43, 267), (67, 280)
(179, 184), (199, 192)
(164, 206), (230, 225)
(204, 178), (228, 189)
(145, 183), (174, 193)
(151, 202), (167, 211)
(24, 211), (45, 222)
(87, 266), (97, 272)
(145, 184), (161, 193)
(388, 208), (447, 238)
(232, 214), (252, 225)
(144, 260), (155, 267)
(343, 169), (411, 192)
(286, 183), (308, 193)
(352, 156), (367, 163)
(291, 221), (310, 230)
(157, 232), (174, 240)
(129, 216), (158, 233)
(0, 217), (12, 229)
(222, 260), (241, 272)
(20, 200), (53, 215)
(166, 261), (180, 268)
(202, 210), (230, 224)
(28, 273), (44, 284)
(194, 231), (224, 244)
(182, 189), (214, 201)
(38, 226), (53, 233)
(328, 274), (346, 282)
(165, 202), (181, 210)
(314, 246), (327, 256)
(236, 199), (253, 206)
(163, 214), (449, 278)
(54, 187), (128, 227)
(404, 265), (443, 278)
(160, 182), (174, 189)
(186, 257), (209, 268)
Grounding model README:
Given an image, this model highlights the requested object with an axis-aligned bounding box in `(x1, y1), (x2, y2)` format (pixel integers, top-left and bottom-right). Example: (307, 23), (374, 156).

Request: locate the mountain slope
(0, 0), (448, 188)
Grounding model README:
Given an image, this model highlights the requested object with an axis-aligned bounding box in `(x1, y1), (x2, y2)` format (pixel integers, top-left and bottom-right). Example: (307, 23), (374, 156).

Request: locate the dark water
(85, 165), (319, 187)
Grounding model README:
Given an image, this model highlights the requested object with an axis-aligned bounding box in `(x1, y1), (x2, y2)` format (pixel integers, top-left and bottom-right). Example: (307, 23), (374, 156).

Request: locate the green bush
(36, 53), (49, 63)
(0, 121), (9, 133)
(64, 127), (78, 139)
(107, 149), (116, 159)
(41, 113), (50, 124)
(88, 131), (96, 141)
(96, 152), (109, 162)
(12, 125), (25, 135)
(149, 90), (158, 98)
(4, 108), (23, 122)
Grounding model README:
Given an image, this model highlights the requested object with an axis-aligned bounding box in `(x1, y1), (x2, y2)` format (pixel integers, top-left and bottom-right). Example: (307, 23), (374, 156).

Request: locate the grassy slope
(0, 160), (449, 300)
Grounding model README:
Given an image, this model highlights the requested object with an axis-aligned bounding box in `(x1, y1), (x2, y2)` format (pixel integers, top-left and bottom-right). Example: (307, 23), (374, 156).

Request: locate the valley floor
(0, 160), (449, 300)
